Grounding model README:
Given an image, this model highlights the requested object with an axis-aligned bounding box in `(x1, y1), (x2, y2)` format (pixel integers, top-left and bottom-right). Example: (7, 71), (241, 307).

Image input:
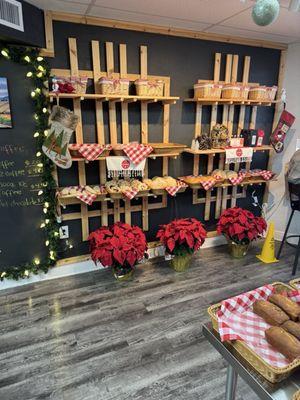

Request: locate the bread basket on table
(207, 281), (300, 383)
(290, 279), (300, 290)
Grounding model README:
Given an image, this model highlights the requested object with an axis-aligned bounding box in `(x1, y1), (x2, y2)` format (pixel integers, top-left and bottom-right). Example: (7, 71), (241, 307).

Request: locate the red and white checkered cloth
(260, 170), (274, 181)
(69, 144), (112, 161)
(201, 179), (216, 191)
(228, 172), (246, 186)
(217, 284), (300, 368)
(121, 187), (139, 200)
(122, 144), (153, 166)
(165, 181), (188, 196)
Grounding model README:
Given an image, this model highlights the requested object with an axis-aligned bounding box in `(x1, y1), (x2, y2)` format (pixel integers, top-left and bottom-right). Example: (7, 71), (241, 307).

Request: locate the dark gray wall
(0, 0), (45, 47)
(49, 21), (280, 257)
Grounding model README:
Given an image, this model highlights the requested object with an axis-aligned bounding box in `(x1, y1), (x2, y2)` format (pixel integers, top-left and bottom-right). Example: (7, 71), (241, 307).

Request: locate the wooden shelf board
(72, 152), (182, 162)
(185, 177), (276, 190)
(184, 145), (273, 155)
(184, 97), (280, 106)
(49, 92), (179, 104)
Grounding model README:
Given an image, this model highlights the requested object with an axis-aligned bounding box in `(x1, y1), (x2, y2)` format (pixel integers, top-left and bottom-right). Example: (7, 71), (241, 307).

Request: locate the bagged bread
(265, 326), (300, 361)
(269, 294), (300, 321)
(253, 300), (289, 326)
(282, 321), (300, 340)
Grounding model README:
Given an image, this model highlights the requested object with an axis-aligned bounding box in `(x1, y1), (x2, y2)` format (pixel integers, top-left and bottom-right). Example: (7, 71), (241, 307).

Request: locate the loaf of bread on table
(253, 300), (289, 326)
(269, 294), (300, 321)
(282, 321), (300, 340)
(265, 326), (300, 361)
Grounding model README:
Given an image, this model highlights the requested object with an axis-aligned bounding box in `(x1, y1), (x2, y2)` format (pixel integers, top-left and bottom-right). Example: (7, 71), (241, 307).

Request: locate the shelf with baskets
(52, 38), (181, 241)
(186, 52), (279, 222)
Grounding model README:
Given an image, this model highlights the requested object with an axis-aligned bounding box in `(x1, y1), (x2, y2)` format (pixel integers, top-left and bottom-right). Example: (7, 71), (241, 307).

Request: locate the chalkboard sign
(0, 59), (46, 270)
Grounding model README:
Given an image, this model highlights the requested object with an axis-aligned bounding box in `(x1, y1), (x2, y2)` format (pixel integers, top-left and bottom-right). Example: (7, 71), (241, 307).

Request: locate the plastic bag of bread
(211, 169), (227, 181)
(226, 171), (238, 180)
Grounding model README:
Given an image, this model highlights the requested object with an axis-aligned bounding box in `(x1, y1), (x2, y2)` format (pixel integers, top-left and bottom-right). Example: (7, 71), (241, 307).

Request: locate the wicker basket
(266, 86), (278, 101)
(70, 76), (88, 94)
(194, 83), (222, 99)
(249, 86), (268, 101)
(69, 144), (111, 159)
(222, 85), (241, 99)
(135, 79), (164, 97)
(99, 77), (129, 95)
(238, 85), (250, 100)
(207, 282), (300, 383)
(289, 278), (300, 290)
(148, 143), (187, 155)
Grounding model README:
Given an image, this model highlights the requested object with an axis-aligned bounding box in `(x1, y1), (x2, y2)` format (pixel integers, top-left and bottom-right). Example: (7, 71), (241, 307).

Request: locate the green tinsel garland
(0, 44), (60, 281)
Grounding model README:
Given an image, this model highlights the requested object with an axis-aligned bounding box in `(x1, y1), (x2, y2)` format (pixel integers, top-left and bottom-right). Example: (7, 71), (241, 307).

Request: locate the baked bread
(211, 169), (226, 180)
(269, 294), (300, 321)
(198, 175), (216, 183)
(226, 170), (238, 179)
(253, 300), (289, 326)
(282, 321), (300, 340)
(292, 389), (300, 400)
(181, 176), (201, 185)
(265, 326), (300, 361)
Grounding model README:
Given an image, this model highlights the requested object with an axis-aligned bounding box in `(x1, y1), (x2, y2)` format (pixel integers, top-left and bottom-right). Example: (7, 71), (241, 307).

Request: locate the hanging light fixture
(252, 0), (280, 26)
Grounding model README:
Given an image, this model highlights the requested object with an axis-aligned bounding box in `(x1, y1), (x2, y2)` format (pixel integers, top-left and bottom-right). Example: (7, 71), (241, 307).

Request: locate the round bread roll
(211, 169), (227, 180)
(163, 176), (177, 187)
(61, 188), (70, 196)
(226, 171), (238, 179)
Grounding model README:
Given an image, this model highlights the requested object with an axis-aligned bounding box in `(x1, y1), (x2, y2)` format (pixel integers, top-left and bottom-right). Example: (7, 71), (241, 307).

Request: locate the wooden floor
(0, 242), (298, 400)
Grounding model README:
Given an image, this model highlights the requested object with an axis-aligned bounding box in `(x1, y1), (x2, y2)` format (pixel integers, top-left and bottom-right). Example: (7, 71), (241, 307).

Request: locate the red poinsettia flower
(88, 222), (147, 269)
(217, 207), (267, 244)
(156, 218), (207, 256)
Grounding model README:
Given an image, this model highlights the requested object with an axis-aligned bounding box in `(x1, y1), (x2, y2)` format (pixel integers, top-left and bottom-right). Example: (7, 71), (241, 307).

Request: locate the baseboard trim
(0, 235), (226, 291)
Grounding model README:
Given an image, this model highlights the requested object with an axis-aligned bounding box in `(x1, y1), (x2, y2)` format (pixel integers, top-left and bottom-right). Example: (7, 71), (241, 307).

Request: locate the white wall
(268, 43), (300, 241)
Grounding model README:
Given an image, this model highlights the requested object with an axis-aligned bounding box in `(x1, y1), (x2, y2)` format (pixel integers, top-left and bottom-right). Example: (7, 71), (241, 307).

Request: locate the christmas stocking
(270, 110), (295, 153)
(42, 106), (79, 169)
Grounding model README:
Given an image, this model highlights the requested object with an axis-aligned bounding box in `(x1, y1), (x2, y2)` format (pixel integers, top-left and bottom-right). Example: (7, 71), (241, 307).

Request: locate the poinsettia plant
(217, 207), (267, 244)
(88, 222), (147, 275)
(156, 218), (207, 256)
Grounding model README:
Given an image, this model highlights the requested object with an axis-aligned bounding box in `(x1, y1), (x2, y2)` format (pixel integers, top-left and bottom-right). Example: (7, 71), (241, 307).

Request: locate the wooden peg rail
(52, 38), (177, 241)
(187, 52), (276, 221)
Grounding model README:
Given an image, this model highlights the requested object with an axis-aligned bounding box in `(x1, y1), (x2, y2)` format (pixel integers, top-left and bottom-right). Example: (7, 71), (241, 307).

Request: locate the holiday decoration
(0, 43), (60, 281)
(217, 207), (267, 258)
(196, 134), (212, 150)
(270, 110), (296, 153)
(42, 106), (78, 169)
(156, 218), (207, 272)
(88, 222), (147, 280)
(252, 0), (280, 26)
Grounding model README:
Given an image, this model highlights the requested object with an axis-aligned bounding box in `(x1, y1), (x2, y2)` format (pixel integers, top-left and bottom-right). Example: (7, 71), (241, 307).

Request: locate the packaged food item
(269, 294), (300, 321)
(211, 169), (227, 181)
(256, 129), (265, 147)
(265, 326), (300, 361)
(253, 300), (289, 326)
(230, 137), (244, 147)
(240, 129), (257, 147)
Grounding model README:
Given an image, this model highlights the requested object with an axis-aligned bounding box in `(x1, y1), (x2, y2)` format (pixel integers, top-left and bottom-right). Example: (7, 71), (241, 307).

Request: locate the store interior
(1, 0), (300, 399)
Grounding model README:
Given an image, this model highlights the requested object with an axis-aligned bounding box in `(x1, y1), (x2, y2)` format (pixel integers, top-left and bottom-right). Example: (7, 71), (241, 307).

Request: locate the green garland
(0, 44), (60, 281)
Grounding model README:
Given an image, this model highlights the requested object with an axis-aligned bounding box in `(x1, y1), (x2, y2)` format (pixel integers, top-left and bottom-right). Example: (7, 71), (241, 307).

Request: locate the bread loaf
(269, 294), (300, 321)
(253, 300), (289, 326)
(282, 321), (300, 340)
(265, 326), (300, 361)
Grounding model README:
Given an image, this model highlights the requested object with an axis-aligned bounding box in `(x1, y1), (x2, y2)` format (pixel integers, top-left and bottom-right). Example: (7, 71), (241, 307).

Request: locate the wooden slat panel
(92, 40), (108, 226)
(69, 38), (89, 240)
(231, 55), (251, 208)
(120, 44), (129, 144)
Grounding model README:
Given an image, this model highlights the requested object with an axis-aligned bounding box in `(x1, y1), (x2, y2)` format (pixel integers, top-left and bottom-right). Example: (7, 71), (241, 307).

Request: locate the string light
(1, 272), (6, 278)
(37, 163), (43, 168)
(49, 251), (55, 260)
(34, 114), (39, 120)
(38, 190), (43, 196)
(44, 202), (49, 208)
(31, 91), (36, 98)
(33, 132), (39, 137)
(40, 222), (46, 228)
(42, 108), (48, 113)
(24, 270), (29, 277)
(37, 56), (44, 61)
(43, 208), (47, 214)
(1, 49), (9, 58)
(69, 244), (73, 249)
(44, 130), (48, 136)
(36, 151), (41, 157)
(24, 55), (31, 62)
(36, 72), (43, 78)
(45, 219), (50, 224)
(34, 258), (40, 265)
(54, 232), (59, 237)
(45, 240), (49, 247)
(26, 71), (33, 78)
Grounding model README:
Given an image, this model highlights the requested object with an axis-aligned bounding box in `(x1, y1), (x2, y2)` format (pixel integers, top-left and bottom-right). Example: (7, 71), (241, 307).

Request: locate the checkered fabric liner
(121, 187), (139, 200)
(228, 172), (246, 186)
(260, 170), (274, 181)
(122, 143), (153, 166)
(217, 284), (300, 368)
(69, 144), (111, 161)
(165, 181), (188, 196)
(62, 185), (98, 205)
(201, 179), (216, 191)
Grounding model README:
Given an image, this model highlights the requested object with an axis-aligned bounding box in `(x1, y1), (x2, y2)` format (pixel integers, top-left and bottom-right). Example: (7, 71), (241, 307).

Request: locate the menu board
(0, 61), (46, 270)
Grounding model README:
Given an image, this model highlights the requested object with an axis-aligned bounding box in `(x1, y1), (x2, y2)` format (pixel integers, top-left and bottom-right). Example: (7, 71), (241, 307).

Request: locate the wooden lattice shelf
(184, 98), (280, 106)
(184, 145), (273, 155)
(52, 38), (179, 241)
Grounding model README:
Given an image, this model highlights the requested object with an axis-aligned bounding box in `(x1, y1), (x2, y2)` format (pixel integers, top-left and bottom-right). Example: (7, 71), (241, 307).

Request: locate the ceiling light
(252, 0), (280, 26)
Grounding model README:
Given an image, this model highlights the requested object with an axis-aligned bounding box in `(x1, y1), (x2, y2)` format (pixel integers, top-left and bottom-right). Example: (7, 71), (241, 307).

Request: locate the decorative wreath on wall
(0, 44), (60, 281)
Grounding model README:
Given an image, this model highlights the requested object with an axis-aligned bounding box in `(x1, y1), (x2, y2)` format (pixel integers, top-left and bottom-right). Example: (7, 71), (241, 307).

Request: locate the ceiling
(26, 0), (300, 44)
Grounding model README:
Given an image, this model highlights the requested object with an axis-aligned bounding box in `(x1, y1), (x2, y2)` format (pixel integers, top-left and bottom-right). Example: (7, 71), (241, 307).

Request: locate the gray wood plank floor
(0, 242), (298, 400)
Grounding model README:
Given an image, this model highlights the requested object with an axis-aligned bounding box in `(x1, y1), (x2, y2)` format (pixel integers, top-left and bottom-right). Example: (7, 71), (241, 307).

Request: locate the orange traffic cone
(256, 222), (279, 264)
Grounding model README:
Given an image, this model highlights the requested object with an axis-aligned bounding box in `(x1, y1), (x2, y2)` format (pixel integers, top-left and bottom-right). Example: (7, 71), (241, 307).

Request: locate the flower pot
(227, 240), (250, 258)
(170, 254), (193, 272)
(112, 267), (134, 281)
